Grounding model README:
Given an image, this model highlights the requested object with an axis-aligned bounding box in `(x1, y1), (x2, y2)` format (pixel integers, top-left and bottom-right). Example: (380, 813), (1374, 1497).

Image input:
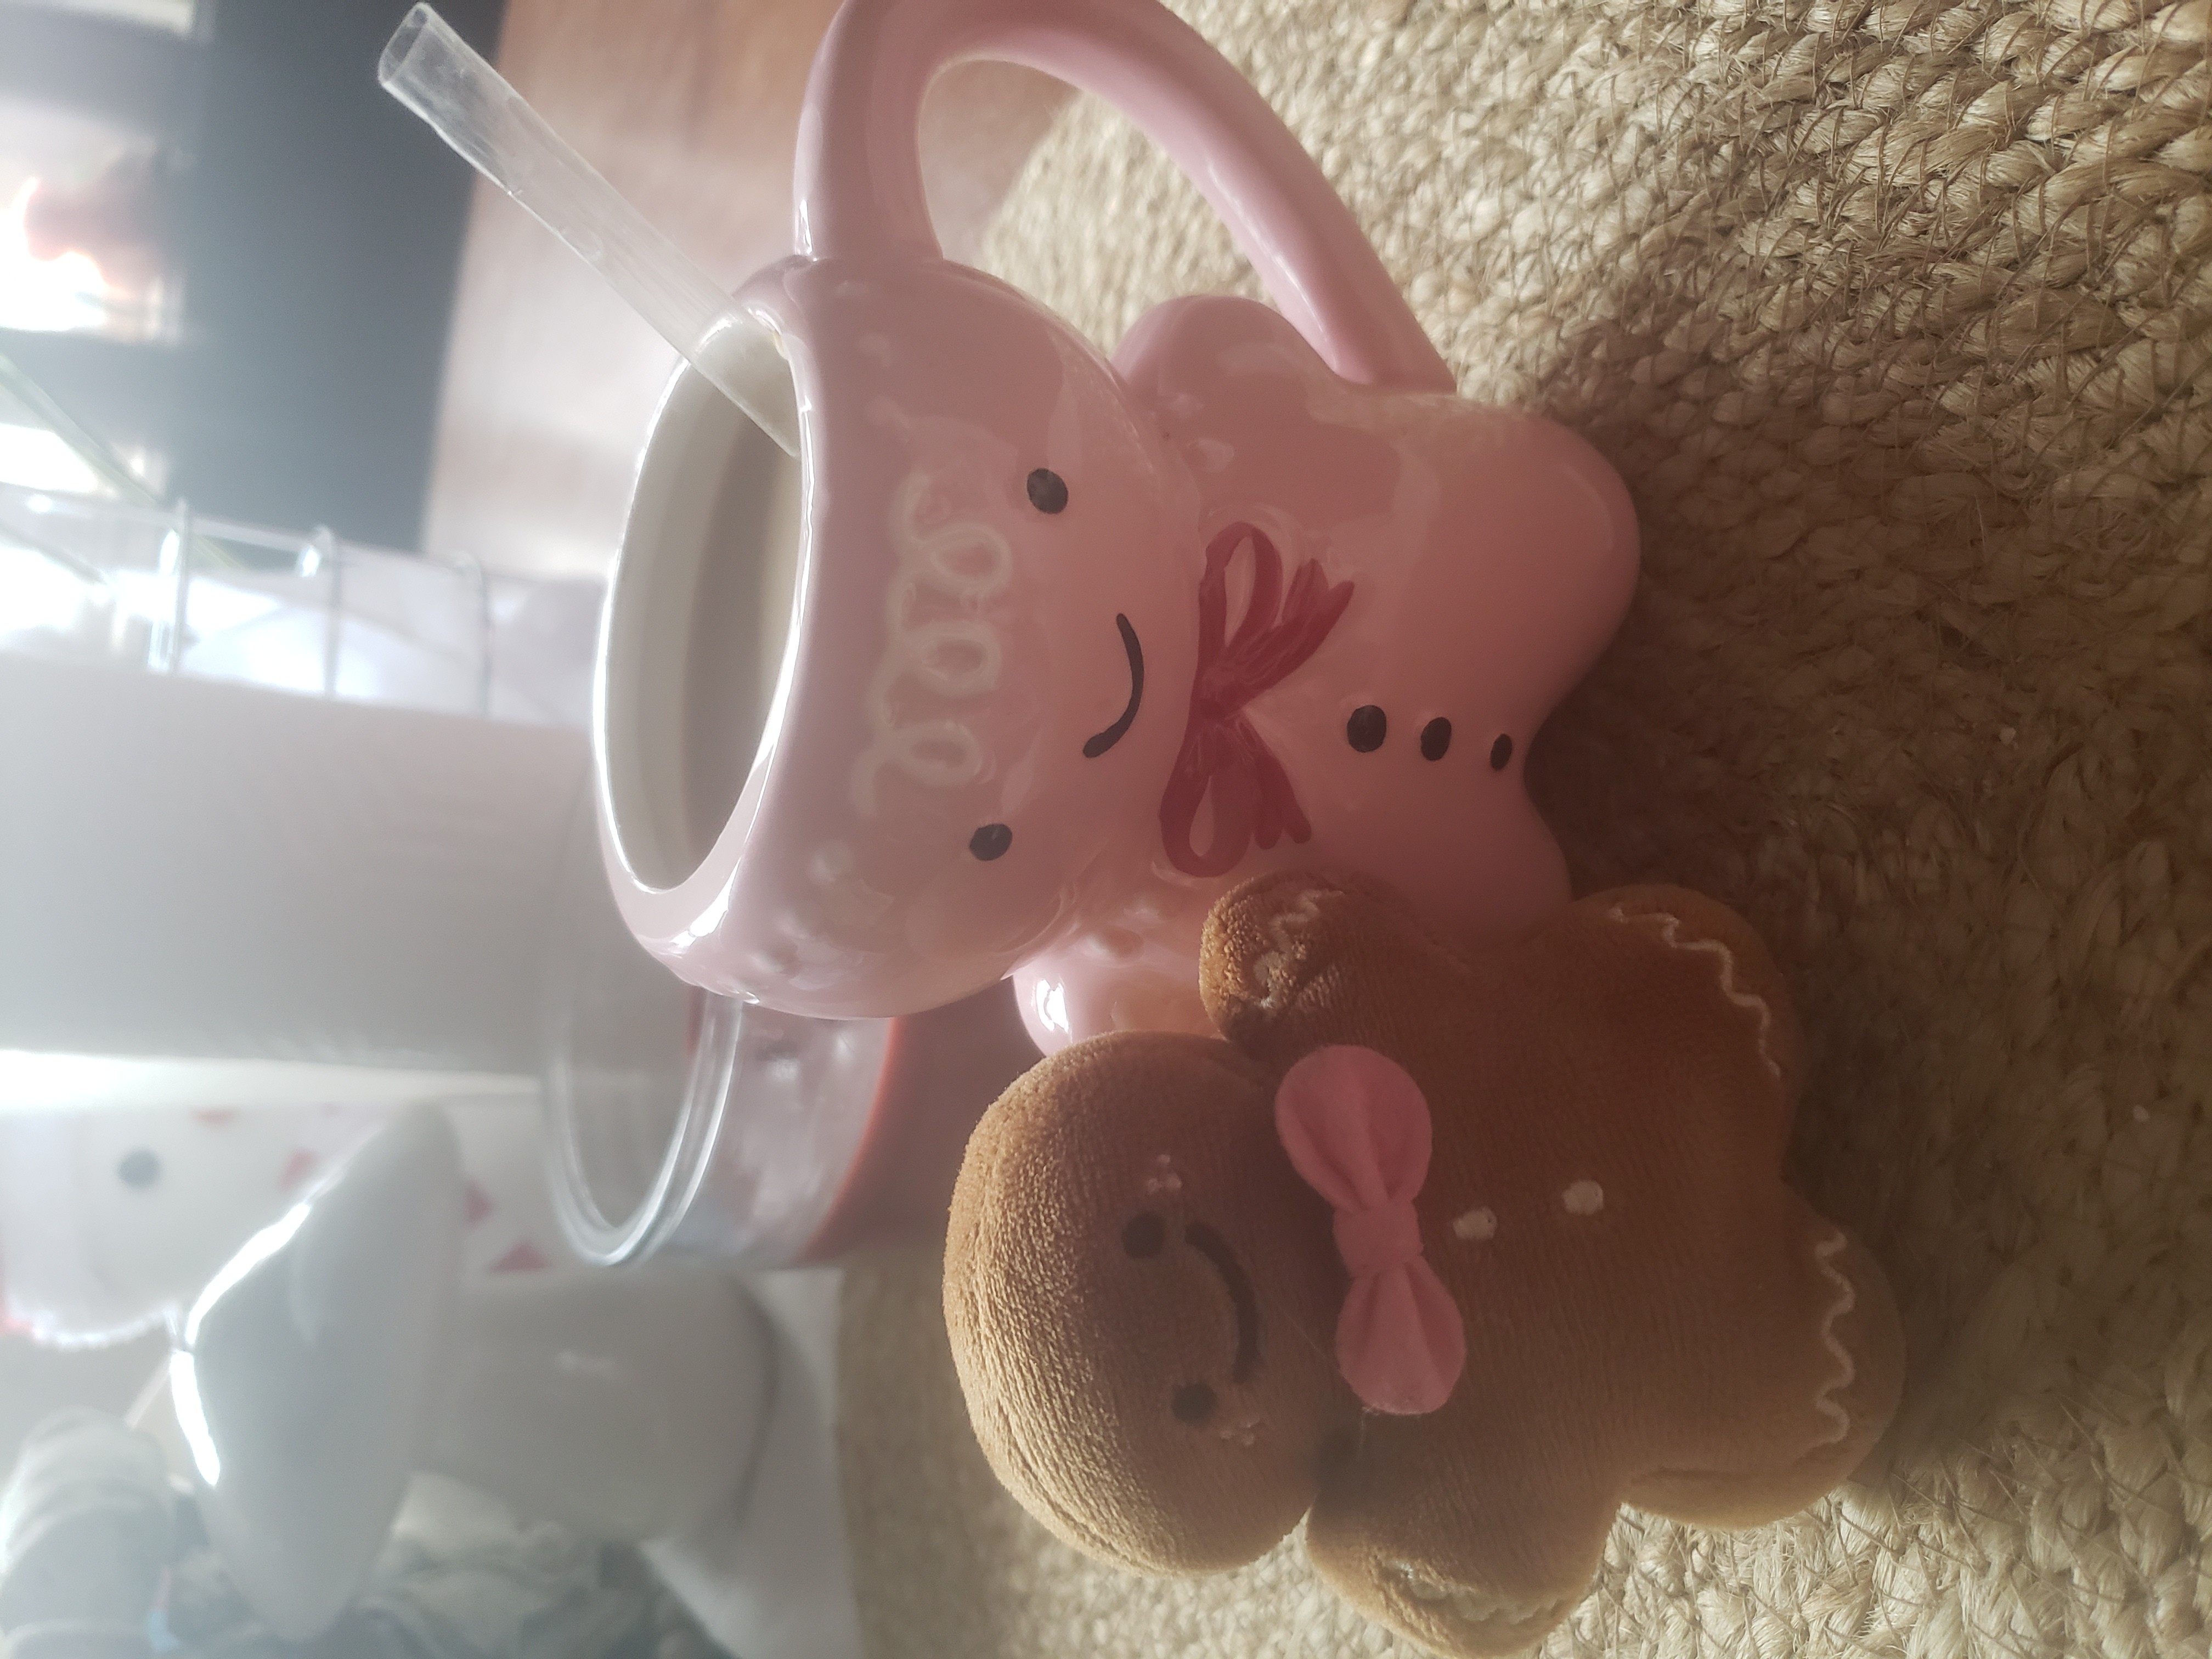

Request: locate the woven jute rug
(836, 0), (2212, 1652)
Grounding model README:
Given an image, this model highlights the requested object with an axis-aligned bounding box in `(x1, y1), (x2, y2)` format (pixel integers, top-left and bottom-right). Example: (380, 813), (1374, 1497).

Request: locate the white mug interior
(601, 366), (804, 894)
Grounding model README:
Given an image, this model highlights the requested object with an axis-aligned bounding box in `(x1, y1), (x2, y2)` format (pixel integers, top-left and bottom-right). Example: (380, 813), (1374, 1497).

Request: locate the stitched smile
(1082, 614), (1144, 758)
(1183, 1221), (1259, 1382)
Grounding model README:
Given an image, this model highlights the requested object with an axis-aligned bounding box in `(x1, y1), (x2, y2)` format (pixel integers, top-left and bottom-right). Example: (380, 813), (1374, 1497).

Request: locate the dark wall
(0, 5), (200, 136)
(4, 0), (505, 548)
(170, 0), (505, 546)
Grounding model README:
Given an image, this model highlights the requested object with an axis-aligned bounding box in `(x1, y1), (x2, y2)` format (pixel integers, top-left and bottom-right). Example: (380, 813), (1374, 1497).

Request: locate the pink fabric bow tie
(1274, 1046), (1465, 1415)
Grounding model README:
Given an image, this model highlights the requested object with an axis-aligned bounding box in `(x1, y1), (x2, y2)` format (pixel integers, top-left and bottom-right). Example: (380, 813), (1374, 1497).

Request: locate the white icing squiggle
(849, 472), (1014, 816)
(1809, 1229), (1858, 1446)
(1605, 905), (1782, 1081)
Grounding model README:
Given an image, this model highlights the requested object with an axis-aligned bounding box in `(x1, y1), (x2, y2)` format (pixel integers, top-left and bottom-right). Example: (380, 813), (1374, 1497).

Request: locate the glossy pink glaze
(597, 0), (1639, 1051)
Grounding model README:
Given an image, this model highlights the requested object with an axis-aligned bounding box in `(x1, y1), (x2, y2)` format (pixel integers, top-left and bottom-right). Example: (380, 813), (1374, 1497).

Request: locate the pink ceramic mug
(596, 0), (1639, 1054)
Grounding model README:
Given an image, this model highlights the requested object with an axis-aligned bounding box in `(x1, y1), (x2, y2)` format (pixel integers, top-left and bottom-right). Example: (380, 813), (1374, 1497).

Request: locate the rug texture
(836, 0), (2212, 1652)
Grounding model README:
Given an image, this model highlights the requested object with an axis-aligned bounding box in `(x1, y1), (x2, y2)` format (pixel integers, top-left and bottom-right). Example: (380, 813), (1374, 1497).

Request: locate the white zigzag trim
(1252, 887), (1330, 1009)
(1605, 906), (1782, 1081)
(1809, 1229), (1858, 1447)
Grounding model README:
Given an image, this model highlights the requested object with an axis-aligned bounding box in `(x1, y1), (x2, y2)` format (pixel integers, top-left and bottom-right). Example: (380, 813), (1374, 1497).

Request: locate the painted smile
(1183, 1220), (1260, 1382)
(1082, 614), (1144, 758)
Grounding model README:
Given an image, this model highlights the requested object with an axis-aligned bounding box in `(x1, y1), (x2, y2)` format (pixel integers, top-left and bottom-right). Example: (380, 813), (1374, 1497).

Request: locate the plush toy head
(945, 871), (1905, 1657)
(944, 1032), (1355, 1571)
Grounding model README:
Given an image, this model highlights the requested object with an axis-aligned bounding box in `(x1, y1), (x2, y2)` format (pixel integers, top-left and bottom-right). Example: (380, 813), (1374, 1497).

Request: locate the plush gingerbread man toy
(945, 870), (1904, 1656)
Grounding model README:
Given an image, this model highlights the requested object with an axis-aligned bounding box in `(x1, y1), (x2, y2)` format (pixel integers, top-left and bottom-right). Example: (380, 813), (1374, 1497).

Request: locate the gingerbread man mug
(595, 0), (1639, 1051)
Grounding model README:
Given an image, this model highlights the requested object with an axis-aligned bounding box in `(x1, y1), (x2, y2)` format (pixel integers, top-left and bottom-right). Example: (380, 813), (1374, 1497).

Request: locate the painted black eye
(1420, 717), (1452, 760)
(1026, 468), (1068, 514)
(116, 1148), (161, 1189)
(1122, 1212), (1166, 1257)
(1489, 734), (1514, 771)
(1346, 705), (1387, 752)
(969, 823), (1013, 860)
(1172, 1381), (1218, 1424)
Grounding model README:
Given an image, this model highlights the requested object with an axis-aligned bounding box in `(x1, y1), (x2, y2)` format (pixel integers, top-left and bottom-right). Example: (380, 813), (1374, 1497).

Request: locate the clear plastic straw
(379, 4), (800, 455)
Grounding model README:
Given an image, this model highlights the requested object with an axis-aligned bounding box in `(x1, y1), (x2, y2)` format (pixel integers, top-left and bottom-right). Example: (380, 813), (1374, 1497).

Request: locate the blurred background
(0, 0), (1063, 1492)
(1, 0), (510, 1485)
(1, 0), (504, 546)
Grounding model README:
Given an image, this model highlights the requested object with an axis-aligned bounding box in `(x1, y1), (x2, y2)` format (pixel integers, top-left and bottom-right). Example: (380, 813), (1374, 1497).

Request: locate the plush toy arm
(1304, 1463), (1616, 1659)
(1300, 1211), (1905, 1659)
(1199, 870), (1470, 1063)
(1585, 886), (1804, 1094)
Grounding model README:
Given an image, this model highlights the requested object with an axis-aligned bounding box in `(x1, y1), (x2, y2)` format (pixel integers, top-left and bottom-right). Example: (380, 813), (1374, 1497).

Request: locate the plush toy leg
(1300, 1205), (1904, 1659)
(1305, 1436), (1615, 1659)
(1625, 1214), (1905, 1530)
(1305, 1515), (1595, 1659)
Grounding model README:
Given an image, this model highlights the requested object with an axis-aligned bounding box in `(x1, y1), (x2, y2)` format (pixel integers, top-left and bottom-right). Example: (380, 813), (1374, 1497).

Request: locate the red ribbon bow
(1159, 524), (1353, 879)
(1274, 1046), (1465, 1416)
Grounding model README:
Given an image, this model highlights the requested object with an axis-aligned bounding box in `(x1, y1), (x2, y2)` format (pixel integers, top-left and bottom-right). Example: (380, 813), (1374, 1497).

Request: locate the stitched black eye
(1172, 1382), (1218, 1424)
(1420, 716), (1452, 760)
(1122, 1212), (1166, 1257)
(969, 823), (1012, 860)
(116, 1148), (161, 1189)
(1346, 705), (1387, 752)
(1489, 733), (1514, 771)
(1026, 468), (1068, 514)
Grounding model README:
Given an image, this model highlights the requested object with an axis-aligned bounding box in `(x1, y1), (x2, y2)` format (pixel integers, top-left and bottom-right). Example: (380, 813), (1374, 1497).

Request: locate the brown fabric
(943, 1029), (1351, 1575)
(938, 873), (1903, 1656)
(839, 0), (2212, 1652)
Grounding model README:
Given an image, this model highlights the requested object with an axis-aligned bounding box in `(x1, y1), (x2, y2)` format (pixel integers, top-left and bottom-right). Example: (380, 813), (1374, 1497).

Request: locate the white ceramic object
(0, 1623), (153, 1659)
(0, 653), (585, 1074)
(173, 1107), (772, 1641)
(0, 1098), (572, 1351)
(173, 1108), (464, 1639)
(595, 364), (799, 938)
(645, 1267), (866, 1659)
(424, 1268), (769, 1543)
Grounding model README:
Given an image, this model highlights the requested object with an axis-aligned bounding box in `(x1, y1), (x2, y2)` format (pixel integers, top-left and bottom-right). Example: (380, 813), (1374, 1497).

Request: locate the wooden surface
(422, 0), (1067, 579)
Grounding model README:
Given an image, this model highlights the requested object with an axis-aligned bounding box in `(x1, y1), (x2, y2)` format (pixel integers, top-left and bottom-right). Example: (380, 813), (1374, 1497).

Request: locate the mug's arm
(794, 0), (1456, 393)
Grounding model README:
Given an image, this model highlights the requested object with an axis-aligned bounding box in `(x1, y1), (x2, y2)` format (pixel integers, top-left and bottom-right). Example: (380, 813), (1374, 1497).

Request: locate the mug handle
(793, 0), (1457, 393)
